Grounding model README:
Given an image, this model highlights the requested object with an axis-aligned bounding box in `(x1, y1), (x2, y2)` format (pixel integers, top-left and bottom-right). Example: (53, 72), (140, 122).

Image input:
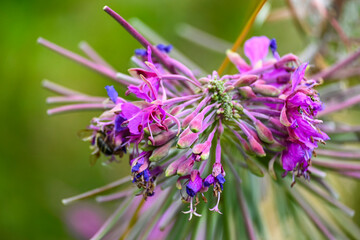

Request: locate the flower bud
(144, 119), (173, 136)
(177, 128), (199, 149)
(177, 157), (195, 176)
(165, 157), (184, 177)
(224, 86), (235, 92)
(275, 53), (299, 68)
(231, 129), (252, 154)
(234, 75), (258, 87)
(182, 112), (197, 128)
(233, 102), (244, 112)
(192, 141), (211, 160)
(226, 50), (251, 71)
(239, 137), (252, 154)
(148, 130), (177, 146)
(254, 120), (274, 143)
(189, 113), (204, 133)
(199, 77), (210, 84)
(252, 83), (281, 97)
(249, 136), (266, 157)
(140, 142), (156, 151)
(212, 163), (225, 177)
(149, 140), (174, 162)
(170, 106), (184, 116)
(238, 86), (256, 98)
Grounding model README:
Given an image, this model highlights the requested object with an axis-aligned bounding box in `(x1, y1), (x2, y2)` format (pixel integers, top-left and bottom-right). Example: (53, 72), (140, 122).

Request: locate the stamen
(166, 112), (181, 135)
(182, 198), (202, 220)
(209, 193), (222, 214)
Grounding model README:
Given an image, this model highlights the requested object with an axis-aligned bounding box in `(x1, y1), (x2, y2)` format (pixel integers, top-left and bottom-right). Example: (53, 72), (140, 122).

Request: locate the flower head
(41, 5), (360, 239)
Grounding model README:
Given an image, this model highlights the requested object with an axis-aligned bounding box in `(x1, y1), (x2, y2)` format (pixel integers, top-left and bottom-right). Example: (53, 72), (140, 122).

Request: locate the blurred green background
(0, 0), (359, 239)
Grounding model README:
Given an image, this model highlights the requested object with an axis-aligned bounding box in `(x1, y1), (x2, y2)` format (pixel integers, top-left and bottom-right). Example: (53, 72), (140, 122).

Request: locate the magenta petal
(105, 85), (118, 103)
(291, 62), (308, 92)
(121, 103), (146, 134)
(186, 175), (202, 196)
(281, 143), (305, 171)
(121, 103), (141, 119)
(127, 85), (152, 102)
(280, 105), (291, 126)
(203, 174), (215, 187)
(127, 114), (143, 134)
(244, 36), (270, 66)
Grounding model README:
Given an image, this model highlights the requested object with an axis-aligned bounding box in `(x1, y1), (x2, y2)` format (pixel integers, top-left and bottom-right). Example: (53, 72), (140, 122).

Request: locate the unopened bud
(140, 143), (156, 151)
(170, 106), (184, 116)
(189, 113), (204, 133)
(275, 54), (299, 68)
(193, 141), (211, 160)
(149, 140), (174, 162)
(182, 112), (197, 128)
(254, 120), (274, 144)
(252, 83), (281, 97)
(148, 130), (177, 146)
(144, 119), (173, 136)
(199, 77), (210, 84)
(239, 86), (256, 98)
(165, 157), (183, 177)
(226, 50), (251, 71)
(212, 163), (225, 177)
(238, 137), (252, 154)
(233, 102), (244, 112)
(177, 157), (195, 176)
(234, 75), (258, 87)
(216, 108), (224, 114)
(224, 86), (235, 92)
(177, 128), (199, 149)
(233, 113), (241, 119)
(249, 137), (266, 157)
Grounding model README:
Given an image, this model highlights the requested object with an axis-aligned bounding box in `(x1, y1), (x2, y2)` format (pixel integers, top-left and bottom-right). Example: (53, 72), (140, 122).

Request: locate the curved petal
(244, 36), (270, 67)
(281, 142), (305, 171)
(291, 62), (308, 92)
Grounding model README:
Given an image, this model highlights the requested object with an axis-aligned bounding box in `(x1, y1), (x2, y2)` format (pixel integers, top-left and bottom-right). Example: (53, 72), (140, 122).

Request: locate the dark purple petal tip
(105, 85), (118, 103)
(204, 174), (215, 187)
(157, 44), (173, 53)
(135, 48), (147, 56)
(216, 174), (225, 184)
(291, 63), (308, 92)
(270, 38), (277, 53)
(115, 115), (127, 132)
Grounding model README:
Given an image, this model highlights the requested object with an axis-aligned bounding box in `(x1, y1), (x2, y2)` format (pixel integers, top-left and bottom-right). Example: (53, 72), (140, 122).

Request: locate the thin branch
(62, 176), (131, 205)
(217, 0), (267, 75)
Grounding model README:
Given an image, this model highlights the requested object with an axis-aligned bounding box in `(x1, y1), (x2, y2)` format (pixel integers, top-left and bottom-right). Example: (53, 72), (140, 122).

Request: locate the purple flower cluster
(280, 63), (329, 181)
(40, 6), (360, 239)
(62, 34), (327, 218)
(41, 7), (337, 222)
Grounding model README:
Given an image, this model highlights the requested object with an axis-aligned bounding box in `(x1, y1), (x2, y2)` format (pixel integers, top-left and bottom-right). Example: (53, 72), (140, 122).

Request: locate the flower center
(207, 78), (235, 120)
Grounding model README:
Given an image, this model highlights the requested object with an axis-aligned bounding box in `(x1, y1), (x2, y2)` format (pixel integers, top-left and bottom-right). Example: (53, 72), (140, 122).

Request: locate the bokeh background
(1, 0), (359, 239)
